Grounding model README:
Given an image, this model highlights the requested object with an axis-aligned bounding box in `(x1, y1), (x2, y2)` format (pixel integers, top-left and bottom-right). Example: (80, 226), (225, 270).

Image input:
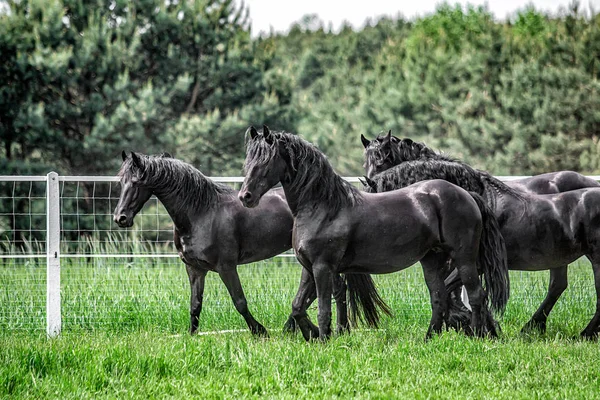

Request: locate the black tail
(469, 191), (510, 314)
(345, 274), (393, 328)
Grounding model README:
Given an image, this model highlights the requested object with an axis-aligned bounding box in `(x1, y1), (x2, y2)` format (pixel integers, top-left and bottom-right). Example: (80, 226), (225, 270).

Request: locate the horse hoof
(310, 327), (320, 339)
(317, 333), (331, 342)
(487, 326), (499, 338)
(282, 318), (297, 334)
(521, 320), (546, 334)
(336, 326), (350, 335)
(252, 325), (269, 337)
(580, 331), (599, 341)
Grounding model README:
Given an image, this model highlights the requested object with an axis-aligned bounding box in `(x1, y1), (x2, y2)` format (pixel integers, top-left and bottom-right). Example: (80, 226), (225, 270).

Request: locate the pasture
(1, 256), (599, 398)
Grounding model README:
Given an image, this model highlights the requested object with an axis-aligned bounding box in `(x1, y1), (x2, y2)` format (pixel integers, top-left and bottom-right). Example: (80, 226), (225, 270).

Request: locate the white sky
(244, 0), (600, 36)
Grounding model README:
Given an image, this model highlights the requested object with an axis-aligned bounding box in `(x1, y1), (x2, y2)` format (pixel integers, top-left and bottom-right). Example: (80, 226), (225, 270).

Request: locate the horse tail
(469, 191), (510, 315)
(345, 273), (393, 328)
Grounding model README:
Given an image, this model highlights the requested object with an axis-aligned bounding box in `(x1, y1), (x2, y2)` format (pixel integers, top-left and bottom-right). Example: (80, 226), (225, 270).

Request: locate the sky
(244, 0), (600, 36)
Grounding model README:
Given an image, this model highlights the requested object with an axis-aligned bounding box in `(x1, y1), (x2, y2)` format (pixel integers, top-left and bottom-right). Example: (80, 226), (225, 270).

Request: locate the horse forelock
(244, 134), (278, 174)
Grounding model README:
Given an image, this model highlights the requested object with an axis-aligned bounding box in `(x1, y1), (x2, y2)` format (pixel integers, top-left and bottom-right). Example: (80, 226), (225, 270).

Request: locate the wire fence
(0, 174), (597, 335)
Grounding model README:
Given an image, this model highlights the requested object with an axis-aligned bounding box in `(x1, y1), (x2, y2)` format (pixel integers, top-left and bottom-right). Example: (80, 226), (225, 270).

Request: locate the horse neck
(280, 145), (359, 217)
(148, 161), (227, 232)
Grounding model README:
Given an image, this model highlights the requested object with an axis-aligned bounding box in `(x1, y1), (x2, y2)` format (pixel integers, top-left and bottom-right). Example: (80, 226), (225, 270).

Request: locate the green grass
(1, 257), (599, 398)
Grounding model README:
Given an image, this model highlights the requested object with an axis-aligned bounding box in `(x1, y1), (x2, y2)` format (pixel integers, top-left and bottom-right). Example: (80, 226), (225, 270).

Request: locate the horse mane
(245, 131), (362, 216)
(367, 134), (455, 164)
(119, 153), (235, 211)
(367, 159), (526, 210)
(367, 135), (526, 205)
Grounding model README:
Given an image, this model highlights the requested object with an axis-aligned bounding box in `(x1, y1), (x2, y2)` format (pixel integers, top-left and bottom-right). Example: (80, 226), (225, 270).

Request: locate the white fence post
(46, 172), (61, 337)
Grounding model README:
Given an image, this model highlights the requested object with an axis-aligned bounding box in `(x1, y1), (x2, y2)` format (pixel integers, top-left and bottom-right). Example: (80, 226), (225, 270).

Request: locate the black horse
(113, 151), (376, 336)
(239, 126), (509, 340)
(363, 132), (600, 338)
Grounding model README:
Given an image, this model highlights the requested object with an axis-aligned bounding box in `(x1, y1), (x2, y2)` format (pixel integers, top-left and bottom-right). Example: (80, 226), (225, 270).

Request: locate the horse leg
(332, 273), (350, 334)
(289, 267), (320, 339)
(455, 259), (493, 338)
(313, 262), (334, 340)
(581, 255), (600, 339)
(522, 266), (568, 334)
(218, 267), (268, 337)
(443, 268), (473, 333)
(285, 270), (347, 336)
(186, 264), (207, 335)
(421, 252), (448, 340)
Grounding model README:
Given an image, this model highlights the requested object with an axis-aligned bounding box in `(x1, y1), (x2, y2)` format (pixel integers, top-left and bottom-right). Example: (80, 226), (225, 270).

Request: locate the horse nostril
(243, 192), (252, 200)
(117, 215), (127, 224)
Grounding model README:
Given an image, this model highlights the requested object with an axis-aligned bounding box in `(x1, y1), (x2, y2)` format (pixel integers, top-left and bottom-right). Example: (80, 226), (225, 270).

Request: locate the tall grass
(2, 255), (599, 398)
(1, 253), (596, 337)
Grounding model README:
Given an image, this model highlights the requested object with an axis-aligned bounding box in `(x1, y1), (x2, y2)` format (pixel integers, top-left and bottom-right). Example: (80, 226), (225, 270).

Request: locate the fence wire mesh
(0, 176), (597, 333)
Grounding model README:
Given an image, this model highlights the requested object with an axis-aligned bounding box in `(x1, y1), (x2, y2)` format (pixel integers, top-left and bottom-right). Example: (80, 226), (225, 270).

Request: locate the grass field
(1, 256), (600, 398)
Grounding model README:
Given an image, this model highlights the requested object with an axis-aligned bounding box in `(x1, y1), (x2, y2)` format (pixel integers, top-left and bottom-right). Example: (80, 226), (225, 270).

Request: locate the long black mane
(367, 135), (526, 208)
(368, 159), (487, 194)
(119, 153), (235, 212)
(245, 131), (362, 216)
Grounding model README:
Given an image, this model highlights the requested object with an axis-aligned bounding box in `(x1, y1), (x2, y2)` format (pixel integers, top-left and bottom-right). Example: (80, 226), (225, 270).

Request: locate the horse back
(497, 188), (600, 269)
(510, 171), (600, 195)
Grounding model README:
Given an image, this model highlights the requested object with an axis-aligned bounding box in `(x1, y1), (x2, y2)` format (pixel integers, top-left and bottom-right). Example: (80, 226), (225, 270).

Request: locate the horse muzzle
(114, 213), (133, 228)
(238, 190), (258, 208)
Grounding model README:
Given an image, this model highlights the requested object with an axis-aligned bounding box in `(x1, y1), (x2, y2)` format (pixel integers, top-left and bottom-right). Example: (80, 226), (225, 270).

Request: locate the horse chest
(178, 239), (216, 270)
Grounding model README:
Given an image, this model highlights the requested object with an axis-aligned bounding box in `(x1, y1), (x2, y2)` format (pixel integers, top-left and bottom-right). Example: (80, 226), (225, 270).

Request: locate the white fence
(1, 173), (597, 336)
(1, 173), (365, 335)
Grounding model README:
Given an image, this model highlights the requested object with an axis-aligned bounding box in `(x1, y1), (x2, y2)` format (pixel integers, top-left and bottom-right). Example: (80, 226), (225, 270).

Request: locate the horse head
(362, 130), (435, 178)
(239, 125), (287, 208)
(113, 151), (154, 228)
(362, 130), (401, 178)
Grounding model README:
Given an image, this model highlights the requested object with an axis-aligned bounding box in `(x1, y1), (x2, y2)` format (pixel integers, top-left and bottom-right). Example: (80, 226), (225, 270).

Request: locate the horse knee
(233, 298), (249, 314)
(291, 300), (308, 320)
(549, 277), (568, 294)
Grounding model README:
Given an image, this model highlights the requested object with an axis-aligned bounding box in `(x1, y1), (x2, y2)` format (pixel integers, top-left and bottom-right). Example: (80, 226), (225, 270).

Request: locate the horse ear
(364, 176), (377, 190)
(360, 134), (370, 149)
(121, 150), (127, 161)
(131, 151), (143, 169)
(384, 130), (392, 142)
(381, 130), (392, 148)
(263, 125), (273, 143)
(246, 126), (258, 140)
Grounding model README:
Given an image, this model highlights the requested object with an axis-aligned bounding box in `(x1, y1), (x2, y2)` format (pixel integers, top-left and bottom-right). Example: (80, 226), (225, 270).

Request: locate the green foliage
(0, 0), (275, 176)
(1, 1), (599, 177)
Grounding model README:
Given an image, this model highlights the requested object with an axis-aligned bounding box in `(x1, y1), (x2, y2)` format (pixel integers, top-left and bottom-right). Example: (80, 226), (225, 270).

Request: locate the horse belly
(345, 241), (430, 274)
(347, 212), (436, 273)
(501, 205), (583, 271)
(504, 237), (583, 271)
